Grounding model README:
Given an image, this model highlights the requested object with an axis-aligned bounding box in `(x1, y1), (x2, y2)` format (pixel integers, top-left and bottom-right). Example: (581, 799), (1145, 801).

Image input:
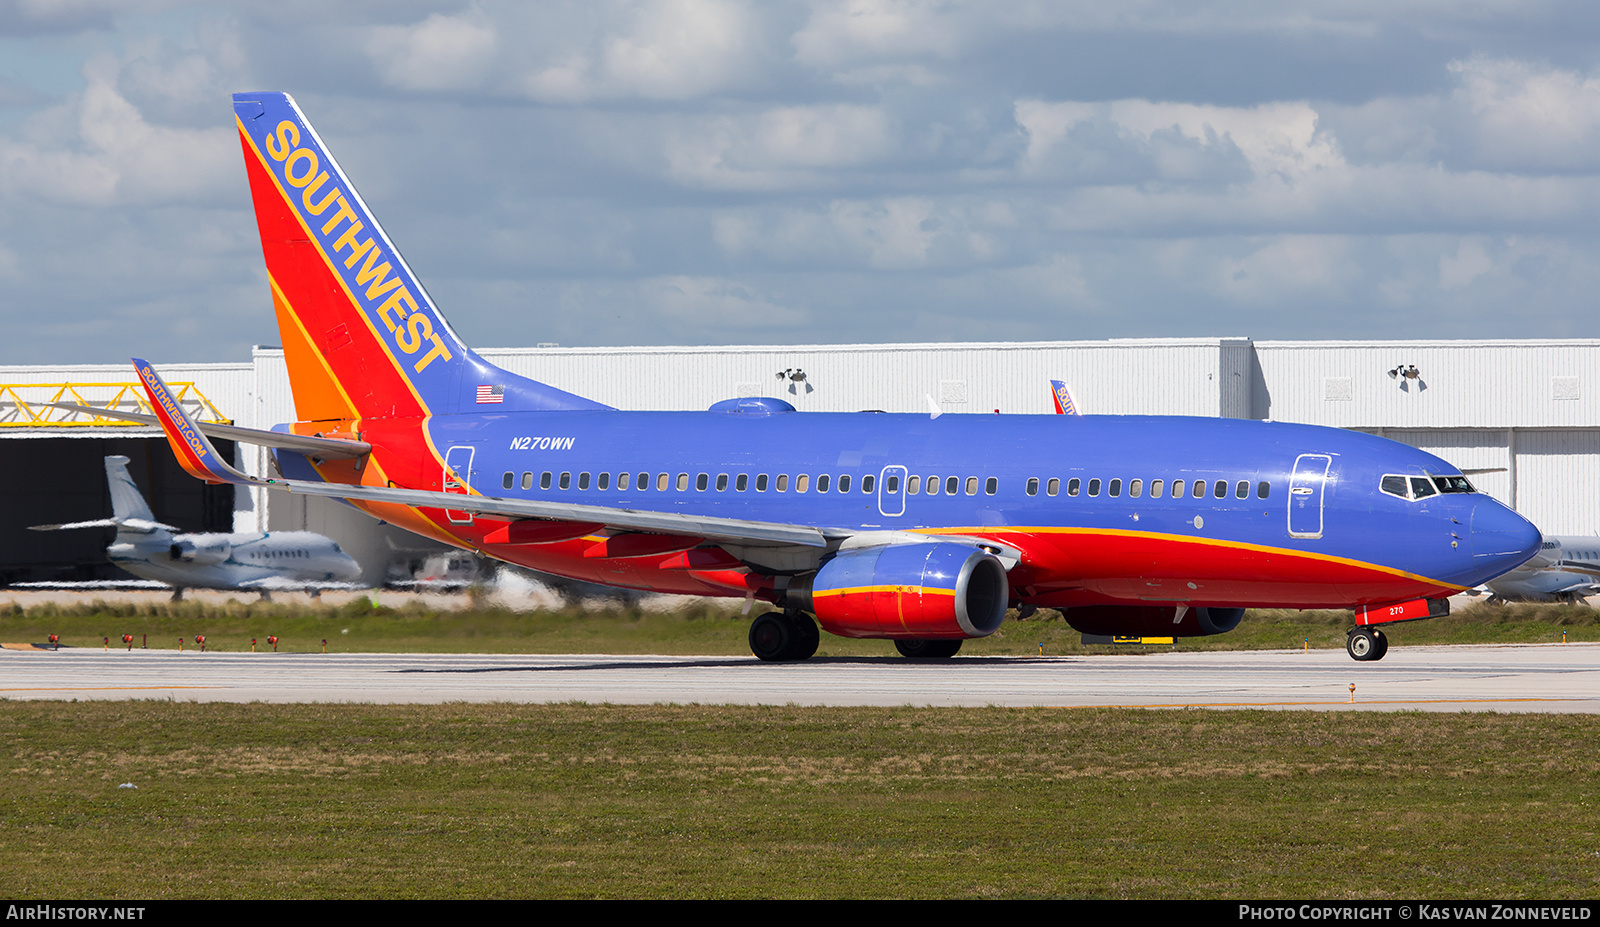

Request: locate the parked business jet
(30, 455), (363, 597)
(1475, 536), (1600, 604)
(115, 92), (1541, 661)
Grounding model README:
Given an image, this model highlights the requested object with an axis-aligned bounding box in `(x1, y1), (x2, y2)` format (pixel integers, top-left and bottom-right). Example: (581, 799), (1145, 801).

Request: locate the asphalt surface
(2, 642), (1596, 710)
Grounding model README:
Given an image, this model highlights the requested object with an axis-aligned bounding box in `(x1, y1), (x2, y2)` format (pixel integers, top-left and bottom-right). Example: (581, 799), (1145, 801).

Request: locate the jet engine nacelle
(168, 537), (230, 565)
(1062, 604), (1246, 637)
(786, 543), (1008, 639)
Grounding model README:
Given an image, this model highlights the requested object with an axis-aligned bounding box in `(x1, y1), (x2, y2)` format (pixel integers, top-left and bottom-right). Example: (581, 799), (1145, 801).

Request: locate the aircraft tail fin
(105, 455), (155, 524)
(101, 455), (179, 537)
(231, 92), (610, 422)
(1050, 380), (1082, 416)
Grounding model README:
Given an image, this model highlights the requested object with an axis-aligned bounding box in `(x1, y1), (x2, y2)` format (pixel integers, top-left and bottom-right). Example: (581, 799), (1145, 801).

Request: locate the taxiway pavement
(2, 642), (1596, 710)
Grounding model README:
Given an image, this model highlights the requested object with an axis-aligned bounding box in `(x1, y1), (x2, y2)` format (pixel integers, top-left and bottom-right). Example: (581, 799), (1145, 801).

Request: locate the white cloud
(654, 275), (806, 327)
(0, 72), (233, 206)
(365, 10), (500, 92)
(1439, 237), (1494, 289)
(1448, 57), (1600, 172)
(1213, 236), (1356, 306)
(520, 0), (758, 102)
(662, 104), (896, 189)
(792, 0), (965, 69)
(1016, 99), (1338, 187)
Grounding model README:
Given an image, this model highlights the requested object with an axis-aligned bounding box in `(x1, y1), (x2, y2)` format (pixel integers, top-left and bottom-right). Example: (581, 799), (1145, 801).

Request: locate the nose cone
(331, 553), (364, 583)
(1470, 500), (1542, 581)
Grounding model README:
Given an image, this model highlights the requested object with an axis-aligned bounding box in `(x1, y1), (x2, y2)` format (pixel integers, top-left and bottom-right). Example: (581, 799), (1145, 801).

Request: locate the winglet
(133, 358), (255, 486)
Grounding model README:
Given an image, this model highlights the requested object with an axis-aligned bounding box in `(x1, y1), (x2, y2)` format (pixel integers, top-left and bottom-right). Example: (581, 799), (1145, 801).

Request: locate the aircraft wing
(45, 402), (371, 460)
(28, 517), (178, 533)
(133, 359), (831, 550)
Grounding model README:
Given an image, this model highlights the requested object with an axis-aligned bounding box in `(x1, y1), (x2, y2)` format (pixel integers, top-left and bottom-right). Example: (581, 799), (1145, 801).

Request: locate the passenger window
(1235, 480), (1248, 499)
(908, 475), (921, 494)
(1256, 480), (1268, 499)
(1066, 478), (1079, 496)
(984, 477), (997, 495)
(1047, 478), (1060, 496)
(818, 475), (831, 493)
(598, 472), (610, 491)
(618, 472), (631, 491)
(1109, 478), (1121, 497)
(757, 474), (769, 491)
(926, 476), (940, 496)
(776, 474), (788, 492)
(541, 471), (553, 490)
(678, 473), (690, 491)
(578, 472), (590, 490)
(1193, 479), (1207, 498)
(1171, 479), (1185, 499)
(1213, 480), (1227, 499)
(657, 473), (669, 491)
(884, 475), (898, 493)
(736, 474), (748, 492)
(1150, 479), (1163, 498)
(522, 471), (533, 490)
(1088, 478), (1100, 497)
(560, 472), (572, 490)
(1130, 479), (1142, 498)
(797, 474), (810, 493)
(1026, 478), (1039, 496)
(839, 474), (850, 493)
(862, 475), (875, 493)
(502, 471), (514, 490)
(696, 473), (709, 491)
(946, 476), (959, 495)
(716, 473), (729, 491)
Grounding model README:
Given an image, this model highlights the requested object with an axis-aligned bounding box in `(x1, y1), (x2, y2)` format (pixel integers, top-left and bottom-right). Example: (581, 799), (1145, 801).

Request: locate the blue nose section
(1470, 500), (1542, 581)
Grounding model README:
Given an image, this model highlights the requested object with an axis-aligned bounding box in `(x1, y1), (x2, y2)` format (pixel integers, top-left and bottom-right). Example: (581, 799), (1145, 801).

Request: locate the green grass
(1, 596), (1595, 656)
(1, 703), (1596, 898)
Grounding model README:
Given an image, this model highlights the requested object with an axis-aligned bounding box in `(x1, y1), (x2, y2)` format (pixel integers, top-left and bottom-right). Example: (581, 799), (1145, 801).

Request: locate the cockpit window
(1383, 474), (1454, 501)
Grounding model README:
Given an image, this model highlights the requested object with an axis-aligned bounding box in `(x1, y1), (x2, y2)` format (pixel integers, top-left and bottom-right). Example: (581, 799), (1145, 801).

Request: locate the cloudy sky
(1, 1), (1598, 365)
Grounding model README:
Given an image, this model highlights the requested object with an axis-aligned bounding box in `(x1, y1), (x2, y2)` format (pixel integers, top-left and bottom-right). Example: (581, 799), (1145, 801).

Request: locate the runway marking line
(0, 686), (225, 692)
(1066, 698), (1584, 708)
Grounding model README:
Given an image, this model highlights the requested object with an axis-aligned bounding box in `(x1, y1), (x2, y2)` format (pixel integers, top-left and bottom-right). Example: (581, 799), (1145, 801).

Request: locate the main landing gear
(894, 639), (962, 659)
(1345, 626), (1389, 662)
(749, 611), (820, 662)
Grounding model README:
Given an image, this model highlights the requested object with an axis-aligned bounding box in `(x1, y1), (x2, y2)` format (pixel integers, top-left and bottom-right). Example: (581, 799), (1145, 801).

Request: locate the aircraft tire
(895, 639), (963, 659)
(750, 612), (796, 661)
(789, 612), (820, 660)
(1346, 628), (1381, 662)
(1371, 628), (1389, 660)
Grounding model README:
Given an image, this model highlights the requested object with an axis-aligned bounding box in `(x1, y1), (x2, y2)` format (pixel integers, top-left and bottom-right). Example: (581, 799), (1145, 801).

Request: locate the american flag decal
(476, 384), (505, 404)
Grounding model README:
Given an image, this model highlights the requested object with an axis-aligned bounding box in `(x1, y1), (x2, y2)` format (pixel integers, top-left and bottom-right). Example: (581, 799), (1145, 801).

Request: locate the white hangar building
(1, 338), (1594, 586)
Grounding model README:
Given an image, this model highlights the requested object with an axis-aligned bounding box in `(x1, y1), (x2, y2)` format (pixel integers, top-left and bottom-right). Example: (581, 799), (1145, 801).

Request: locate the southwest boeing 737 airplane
(31, 455), (362, 597)
(112, 92), (1541, 662)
